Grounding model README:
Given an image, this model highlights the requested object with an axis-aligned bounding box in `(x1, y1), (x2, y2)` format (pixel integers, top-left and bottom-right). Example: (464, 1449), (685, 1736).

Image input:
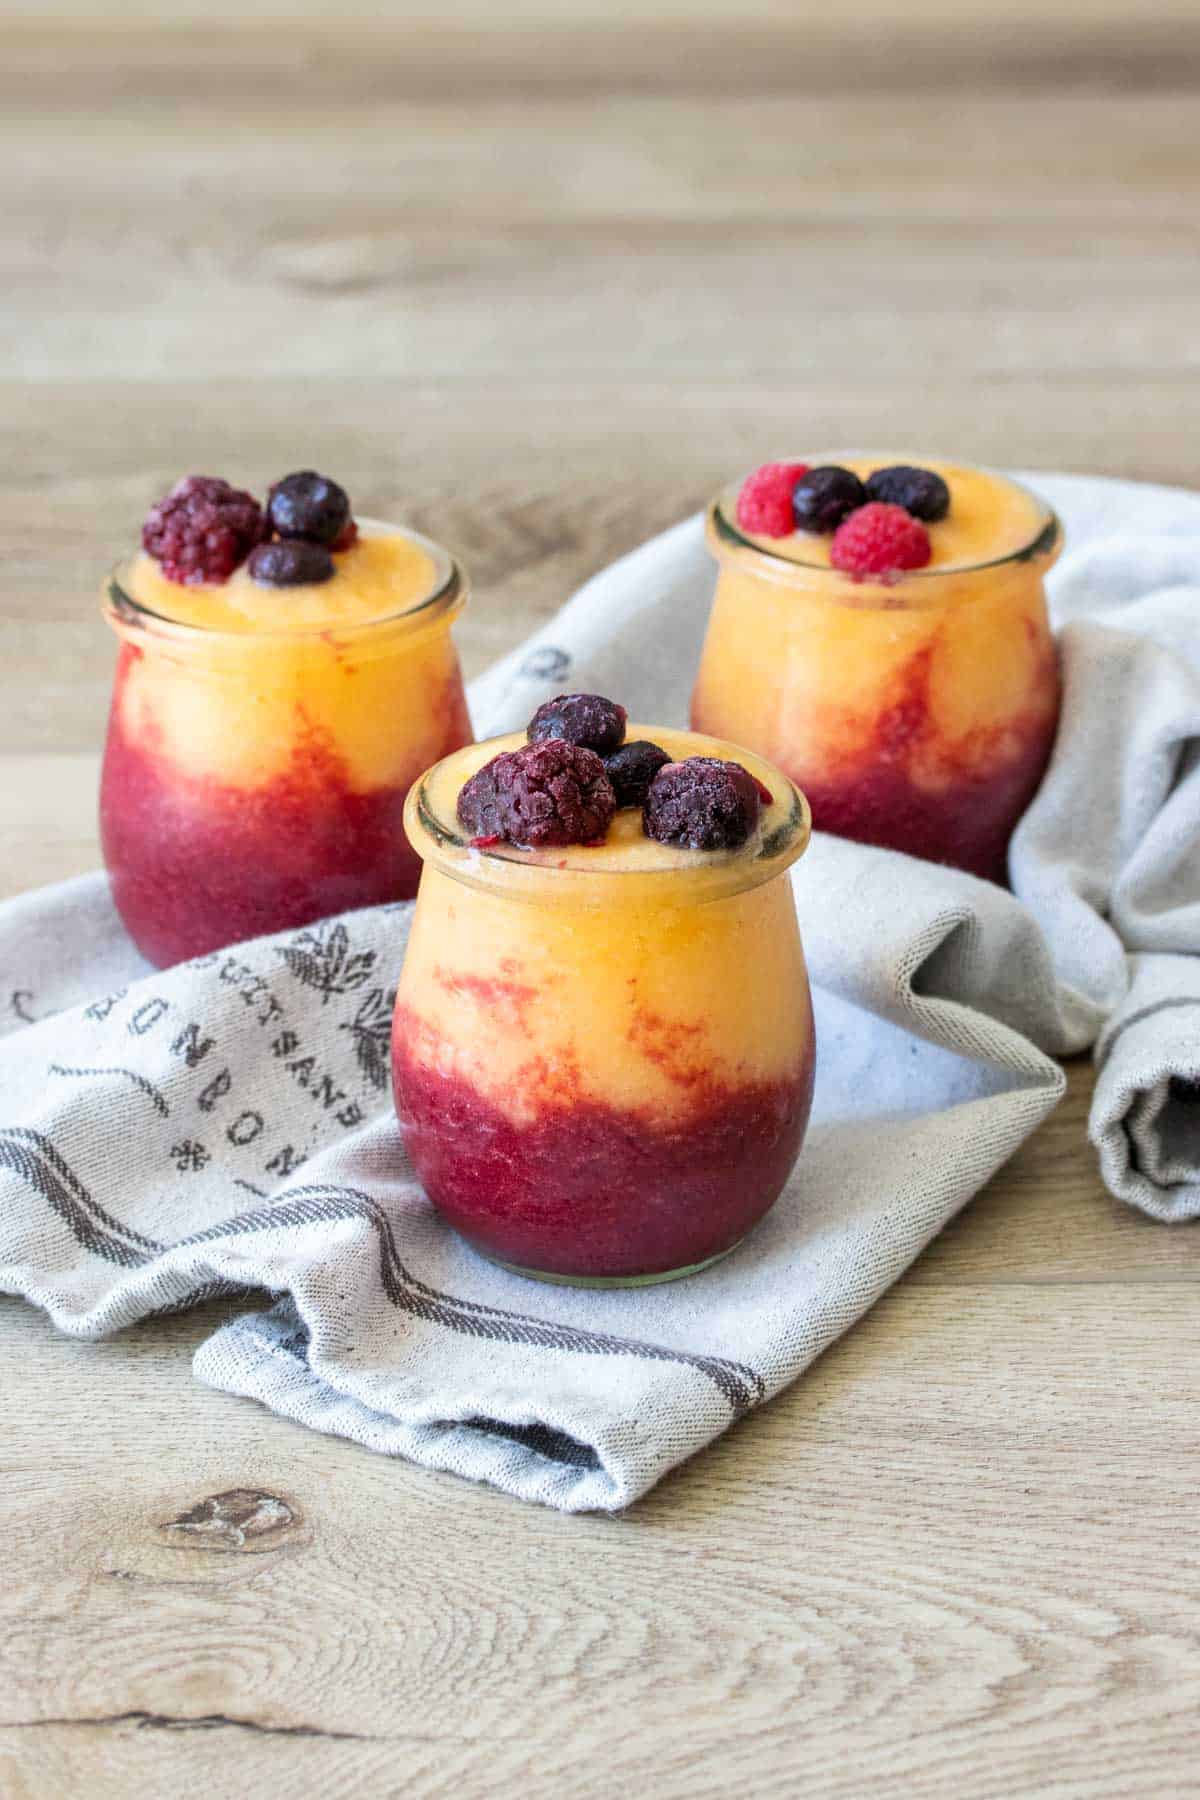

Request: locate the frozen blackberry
(527, 693), (627, 757)
(792, 466), (868, 534)
(643, 757), (761, 851)
(865, 464), (950, 523)
(247, 539), (336, 587)
(141, 475), (265, 585)
(603, 739), (671, 809)
(458, 741), (616, 849)
(267, 470), (353, 546)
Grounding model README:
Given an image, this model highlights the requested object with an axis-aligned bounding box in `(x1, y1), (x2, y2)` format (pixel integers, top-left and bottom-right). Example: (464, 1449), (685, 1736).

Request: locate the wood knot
(157, 1488), (300, 1555)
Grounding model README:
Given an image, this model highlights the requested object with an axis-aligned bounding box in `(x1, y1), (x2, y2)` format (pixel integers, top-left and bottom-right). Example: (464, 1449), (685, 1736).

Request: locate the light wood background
(3, 4), (1200, 1795)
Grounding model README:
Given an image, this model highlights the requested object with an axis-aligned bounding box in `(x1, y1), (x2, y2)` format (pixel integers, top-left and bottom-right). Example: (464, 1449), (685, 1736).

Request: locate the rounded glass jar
(100, 520), (471, 967)
(691, 458), (1062, 882)
(392, 725), (816, 1286)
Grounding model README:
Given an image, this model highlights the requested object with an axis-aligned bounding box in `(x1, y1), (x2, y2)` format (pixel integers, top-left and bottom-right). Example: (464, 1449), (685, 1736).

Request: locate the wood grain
(8, 2), (1200, 99)
(2, 2), (1199, 1794)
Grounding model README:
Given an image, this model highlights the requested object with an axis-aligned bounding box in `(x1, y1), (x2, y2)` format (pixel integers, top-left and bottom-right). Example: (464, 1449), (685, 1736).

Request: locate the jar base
(468, 1239), (744, 1289)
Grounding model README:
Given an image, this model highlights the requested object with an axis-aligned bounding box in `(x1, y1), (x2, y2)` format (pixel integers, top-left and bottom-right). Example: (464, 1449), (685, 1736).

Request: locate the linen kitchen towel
(0, 868), (1066, 1511)
(0, 472), (1196, 1511)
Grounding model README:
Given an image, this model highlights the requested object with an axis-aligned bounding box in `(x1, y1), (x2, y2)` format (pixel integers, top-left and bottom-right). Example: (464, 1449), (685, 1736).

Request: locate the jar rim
(709, 462), (1060, 591)
(405, 725), (812, 906)
(102, 517), (466, 647)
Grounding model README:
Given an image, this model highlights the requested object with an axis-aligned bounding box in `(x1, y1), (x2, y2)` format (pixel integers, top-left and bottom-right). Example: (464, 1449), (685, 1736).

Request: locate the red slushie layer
(101, 659), (470, 965)
(394, 1014), (814, 1280)
(790, 637), (1059, 881)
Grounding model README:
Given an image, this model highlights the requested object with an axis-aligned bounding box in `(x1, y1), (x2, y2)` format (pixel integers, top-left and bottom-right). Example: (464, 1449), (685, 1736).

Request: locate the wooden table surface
(3, 5), (1200, 1795)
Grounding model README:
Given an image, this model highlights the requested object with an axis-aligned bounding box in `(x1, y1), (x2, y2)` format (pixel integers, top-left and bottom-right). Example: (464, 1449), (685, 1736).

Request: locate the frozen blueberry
(526, 693), (627, 757)
(603, 739), (672, 809)
(865, 464), (951, 523)
(247, 539), (335, 586)
(792, 466), (868, 534)
(643, 757), (761, 851)
(267, 470), (353, 546)
(458, 740), (616, 849)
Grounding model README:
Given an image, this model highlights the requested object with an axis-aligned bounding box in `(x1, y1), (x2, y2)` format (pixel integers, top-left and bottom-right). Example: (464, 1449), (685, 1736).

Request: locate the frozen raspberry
(735, 462), (809, 537)
(793, 466), (868, 533)
(142, 476), (265, 586)
(527, 693), (627, 757)
(267, 470), (353, 546)
(603, 739), (671, 808)
(643, 757), (761, 851)
(247, 539), (335, 586)
(865, 464), (950, 523)
(458, 741), (616, 849)
(830, 502), (932, 578)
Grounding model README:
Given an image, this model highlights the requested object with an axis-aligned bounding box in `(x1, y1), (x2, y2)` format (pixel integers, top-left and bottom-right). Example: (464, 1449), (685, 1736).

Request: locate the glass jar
(392, 726), (815, 1286)
(100, 520), (471, 967)
(692, 462), (1062, 882)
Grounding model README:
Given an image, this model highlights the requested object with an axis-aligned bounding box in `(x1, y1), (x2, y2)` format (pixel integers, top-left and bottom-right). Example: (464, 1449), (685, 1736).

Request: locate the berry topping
(865, 464), (950, 523)
(527, 693), (627, 757)
(458, 741), (617, 849)
(267, 470), (353, 546)
(603, 739), (672, 808)
(735, 461), (809, 537)
(643, 757), (761, 852)
(792, 466), (868, 534)
(142, 475), (265, 586)
(247, 539), (336, 587)
(829, 501), (932, 578)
